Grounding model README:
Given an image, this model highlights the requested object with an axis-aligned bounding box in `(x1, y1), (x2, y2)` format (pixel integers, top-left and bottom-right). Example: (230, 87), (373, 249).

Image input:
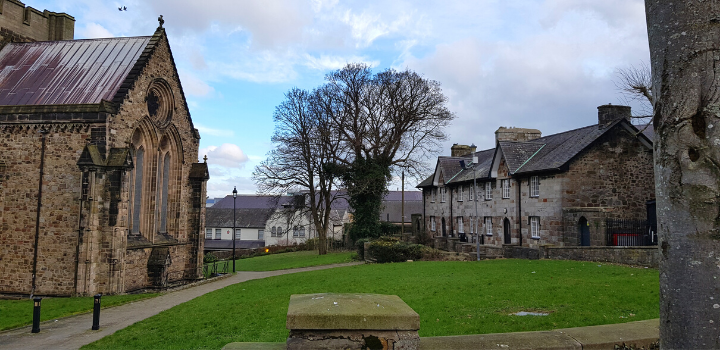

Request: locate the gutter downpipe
(31, 129), (48, 298)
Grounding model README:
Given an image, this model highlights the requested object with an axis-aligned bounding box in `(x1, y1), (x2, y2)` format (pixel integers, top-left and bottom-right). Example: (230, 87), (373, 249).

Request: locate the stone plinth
(286, 293), (420, 350)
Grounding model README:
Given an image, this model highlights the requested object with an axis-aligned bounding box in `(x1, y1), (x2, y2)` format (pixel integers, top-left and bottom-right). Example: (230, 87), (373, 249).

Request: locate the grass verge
(83, 260), (658, 350)
(0, 293), (158, 331)
(232, 250), (355, 271)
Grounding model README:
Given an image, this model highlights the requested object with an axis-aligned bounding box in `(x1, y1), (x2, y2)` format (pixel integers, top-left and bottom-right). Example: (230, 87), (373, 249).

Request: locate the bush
(366, 238), (426, 263)
(203, 252), (218, 264)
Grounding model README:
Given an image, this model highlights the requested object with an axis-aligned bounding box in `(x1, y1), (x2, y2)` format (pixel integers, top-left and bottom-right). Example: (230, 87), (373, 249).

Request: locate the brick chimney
(451, 144), (476, 157)
(597, 104), (631, 127)
(495, 127), (542, 144)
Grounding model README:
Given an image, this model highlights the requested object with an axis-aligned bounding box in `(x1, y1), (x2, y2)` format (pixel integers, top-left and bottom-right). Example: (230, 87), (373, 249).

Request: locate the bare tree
(320, 63), (455, 239)
(253, 88), (341, 255)
(614, 62), (654, 122)
(646, 1), (720, 347)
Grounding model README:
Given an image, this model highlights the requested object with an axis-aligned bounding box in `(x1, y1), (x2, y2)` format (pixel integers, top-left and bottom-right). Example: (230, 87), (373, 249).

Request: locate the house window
(293, 226), (299, 237)
(431, 189), (436, 202)
(431, 216), (436, 231)
(205, 228), (212, 239)
(458, 217), (464, 233)
(485, 217), (493, 235)
(271, 227), (277, 237)
(485, 182), (492, 200)
(470, 217), (475, 234)
(458, 186), (464, 202)
(469, 186), (474, 201)
(530, 176), (540, 197)
(441, 187), (446, 202)
(258, 230), (264, 240)
(299, 227), (306, 237)
(502, 179), (510, 199)
(235, 229), (241, 240)
(530, 216), (540, 238)
(214, 228), (221, 240)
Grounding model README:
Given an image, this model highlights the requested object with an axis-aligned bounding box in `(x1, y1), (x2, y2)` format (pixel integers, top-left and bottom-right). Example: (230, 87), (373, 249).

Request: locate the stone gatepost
(286, 293), (420, 350)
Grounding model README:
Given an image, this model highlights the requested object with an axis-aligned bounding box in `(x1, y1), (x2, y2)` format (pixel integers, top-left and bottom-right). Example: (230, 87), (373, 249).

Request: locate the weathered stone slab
(286, 293), (420, 331)
(286, 293), (420, 350)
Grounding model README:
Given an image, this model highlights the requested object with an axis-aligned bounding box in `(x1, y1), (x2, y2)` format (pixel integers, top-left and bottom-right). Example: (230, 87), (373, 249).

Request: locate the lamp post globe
(232, 187), (237, 272)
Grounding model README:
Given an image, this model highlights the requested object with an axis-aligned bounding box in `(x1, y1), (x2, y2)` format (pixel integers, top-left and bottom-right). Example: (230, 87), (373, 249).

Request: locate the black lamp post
(232, 187), (237, 273)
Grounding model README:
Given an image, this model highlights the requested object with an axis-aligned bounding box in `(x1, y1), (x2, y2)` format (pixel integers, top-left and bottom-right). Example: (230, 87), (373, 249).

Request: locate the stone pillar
(286, 293), (420, 350)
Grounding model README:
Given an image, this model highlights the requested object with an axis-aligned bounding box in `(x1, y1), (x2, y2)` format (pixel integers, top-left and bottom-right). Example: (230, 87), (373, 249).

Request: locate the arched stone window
(159, 152), (171, 233)
(131, 147), (144, 235)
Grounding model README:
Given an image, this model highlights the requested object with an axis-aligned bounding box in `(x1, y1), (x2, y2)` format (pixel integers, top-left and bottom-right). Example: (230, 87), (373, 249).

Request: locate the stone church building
(0, 3), (209, 296)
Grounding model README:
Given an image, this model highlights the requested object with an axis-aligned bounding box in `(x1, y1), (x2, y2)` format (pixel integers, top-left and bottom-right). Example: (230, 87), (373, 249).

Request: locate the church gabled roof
(0, 36), (151, 105)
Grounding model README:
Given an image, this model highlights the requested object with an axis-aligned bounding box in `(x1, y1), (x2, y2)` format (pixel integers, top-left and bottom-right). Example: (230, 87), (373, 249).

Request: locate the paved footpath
(0, 262), (362, 350)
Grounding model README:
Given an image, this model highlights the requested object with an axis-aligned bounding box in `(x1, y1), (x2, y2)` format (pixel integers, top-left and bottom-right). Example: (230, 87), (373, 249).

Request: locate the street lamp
(232, 187), (237, 273)
(460, 148), (480, 261)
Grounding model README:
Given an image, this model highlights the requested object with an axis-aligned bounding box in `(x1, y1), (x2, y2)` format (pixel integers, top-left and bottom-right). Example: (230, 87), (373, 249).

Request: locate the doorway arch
(579, 217), (590, 246)
(503, 218), (511, 244)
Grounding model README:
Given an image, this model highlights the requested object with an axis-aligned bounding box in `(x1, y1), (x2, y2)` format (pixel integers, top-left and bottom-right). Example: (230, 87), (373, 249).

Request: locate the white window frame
(205, 228), (212, 239)
(458, 186), (464, 202)
(502, 179), (510, 199)
(441, 187), (446, 202)
(469, 186), (474, 201)
(234, 228), (241, 240)
(530, 216), (540, 238)
(530, 176), (540, 197)
(431, 216), (436, 231)
(485, 217), (493, 235)
(458, 216), (464, 233)
(299, 226), (306, 237)
(258, 230), (264, 240)
(214, 228), (221, 240)
(485, 182), (493, 200)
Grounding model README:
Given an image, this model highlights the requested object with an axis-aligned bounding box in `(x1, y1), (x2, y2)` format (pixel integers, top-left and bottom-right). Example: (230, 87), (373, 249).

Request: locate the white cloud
(178, 70), (215, 97)
(303, 54), (378, 70)
(81, 23), (114, 38)
(199, 144), (249, 168)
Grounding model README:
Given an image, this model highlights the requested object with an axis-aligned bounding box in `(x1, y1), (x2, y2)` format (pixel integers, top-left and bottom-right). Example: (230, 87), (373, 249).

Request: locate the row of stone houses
(417, 105), (655, 251)
(0, 4), (208, 296)
(204, 191), (423, 251)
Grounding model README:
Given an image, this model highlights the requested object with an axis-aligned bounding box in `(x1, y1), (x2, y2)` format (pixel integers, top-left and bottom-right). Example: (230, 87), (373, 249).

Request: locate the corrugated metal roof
(0, 37), (150, 106)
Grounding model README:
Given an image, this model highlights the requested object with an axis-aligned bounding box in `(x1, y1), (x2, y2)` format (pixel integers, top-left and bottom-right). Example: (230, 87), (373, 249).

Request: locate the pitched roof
(446, 148), (495, 184)
(205, 208), (275, 228)
(0, 36), (151, 105)
(416, 174), (433, 188)
(497, 141), (545, 174)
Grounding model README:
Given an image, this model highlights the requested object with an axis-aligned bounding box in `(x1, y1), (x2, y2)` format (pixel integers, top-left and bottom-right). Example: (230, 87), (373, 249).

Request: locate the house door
(441, 218), (446, 237)
(579, 217), (590, 246)
(503, 218), (511, 244)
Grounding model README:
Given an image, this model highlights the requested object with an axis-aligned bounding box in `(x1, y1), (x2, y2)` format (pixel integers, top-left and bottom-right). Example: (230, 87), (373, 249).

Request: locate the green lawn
(83, 260), (658, 350)
(232, 250), (355, 271)
(0, 293), (157, 331)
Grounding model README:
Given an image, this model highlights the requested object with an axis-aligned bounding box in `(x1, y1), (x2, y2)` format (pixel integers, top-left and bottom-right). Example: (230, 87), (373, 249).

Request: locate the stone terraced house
(417, 105), (655, 252)
(0, 12), (209, 296)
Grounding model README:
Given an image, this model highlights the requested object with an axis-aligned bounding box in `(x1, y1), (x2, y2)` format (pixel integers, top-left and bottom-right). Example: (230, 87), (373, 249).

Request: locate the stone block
(286, 293), (420, 350)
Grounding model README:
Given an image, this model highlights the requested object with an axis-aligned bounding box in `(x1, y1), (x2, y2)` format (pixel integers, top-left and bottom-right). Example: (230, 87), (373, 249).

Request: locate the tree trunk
(646, 2), (720, 348)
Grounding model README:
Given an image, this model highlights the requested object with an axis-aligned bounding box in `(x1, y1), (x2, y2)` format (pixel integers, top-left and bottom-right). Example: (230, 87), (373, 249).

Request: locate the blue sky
(32, 0), (649, 197)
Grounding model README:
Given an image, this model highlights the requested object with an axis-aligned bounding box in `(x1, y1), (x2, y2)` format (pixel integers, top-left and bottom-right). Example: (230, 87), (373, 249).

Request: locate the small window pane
(258, 230), (264, 240)
(205, 228), (212, 239)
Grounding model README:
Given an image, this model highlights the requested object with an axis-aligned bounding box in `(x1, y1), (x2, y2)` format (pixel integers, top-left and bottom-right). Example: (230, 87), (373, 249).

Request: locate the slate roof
(212, 195), (294, 209)
(424, 119), (652, 186)
(446, 148), (495, 184)
(205, 208), (275, 228)
(0, 37), (151, 105)
(416, 175), (433, 188)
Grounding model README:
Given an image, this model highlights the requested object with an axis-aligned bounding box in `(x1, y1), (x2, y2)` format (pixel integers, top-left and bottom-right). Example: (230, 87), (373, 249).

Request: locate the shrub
(203, 252), (218, 264)
(366, 238), (426, 263)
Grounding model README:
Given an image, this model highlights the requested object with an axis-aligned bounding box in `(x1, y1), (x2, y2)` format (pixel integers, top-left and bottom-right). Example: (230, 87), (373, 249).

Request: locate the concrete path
(0, 262), (362, 350)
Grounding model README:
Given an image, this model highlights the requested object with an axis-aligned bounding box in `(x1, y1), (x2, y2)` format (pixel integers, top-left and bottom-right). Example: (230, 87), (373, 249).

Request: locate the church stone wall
(0, 0), (74, 49)
(0, 123), (95, 295)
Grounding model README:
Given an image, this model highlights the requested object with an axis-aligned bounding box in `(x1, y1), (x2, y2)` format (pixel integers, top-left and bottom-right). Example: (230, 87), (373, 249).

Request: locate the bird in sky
(118, 6), (127, 11)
